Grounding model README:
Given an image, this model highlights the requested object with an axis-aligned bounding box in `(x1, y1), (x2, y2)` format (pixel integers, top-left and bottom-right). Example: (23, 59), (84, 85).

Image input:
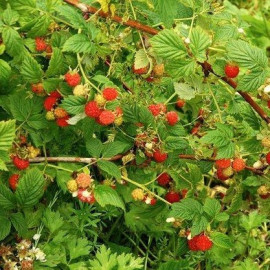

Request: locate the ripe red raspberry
(13, 156), (29, 170)
(102, 87), (118, 101)
(49, 90), (62, 98)
(44, 96), (58, 111)
(176, 99), (185, 108)
(232, 158), (246, 172)
(166, 111), (179, 126)
(224, 63), (239, 78)
(216, 168), (229, 181)
(132, 65), (148, 75)
(65, 71), (81, 87)
(56, 116), (70, 127)
(98, 110), (115, 125)
(157, 173), (171, 186)
(165, 191), (181, 203)
(153, 150), (168, 163)
(181, 189), (188, 198)
(85, 101), (101, 118)
(150, 198), (157, 205)
(77, 189), (95, 204)
(31, 83), (45, 95)
(35, 37), (47, 52)
(148, 104), (167, 116)
(9, 174), (20, 191)
(188, 235), (200, 251)
(215, 159), (231, 169)
(54, 108), (68, 119)
(266, 152), (270, 165)
(196, 235), (213, 251)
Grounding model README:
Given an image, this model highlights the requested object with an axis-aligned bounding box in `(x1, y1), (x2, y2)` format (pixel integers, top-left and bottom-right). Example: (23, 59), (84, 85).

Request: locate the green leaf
(21, 55), (43, 83)
(46, 48), (67, 77)
(238, 69), (267, 92)
(102, 141), (131, 158)
(0, 120), (15, 153)
(240, 211), (267, 231)
(94, 185), (125, 210)
(203, 198), (221, 219)
(86, 138), (103, 158)
(215, 212), (229, 222)
(191, 215), (208, 236)
(67, 237), (91, 261)
(0, 216), (11, 241)
(170, 198), (203, 220)
(166, 59), (196, 78)
(42, 209), (64, 234)
(134, 49), (149, 70)
(0, 183), (16, 210)
(190, 28), (211, 61)
(63, 34), (93, 53)
(174, 82), (195, 100)
(61, 96), (86, 115)
(97, 160), (121, 180)
(10, 212), (27, 237)
(27, 15), (51, 37)
(15, 168), (45, 208)
(211, 232), (233, 249)
(2, 6), (19, 25)
(151, 30), (186, 61)
(0, 59), (11, 85)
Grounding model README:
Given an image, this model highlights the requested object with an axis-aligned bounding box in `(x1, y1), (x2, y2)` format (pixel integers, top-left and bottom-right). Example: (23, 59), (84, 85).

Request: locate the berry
(188, 235), (200, 251)
(31, 83), (45, 96)
(266, 152), (270, 165)
(35, 37), (47, 52)
(132, 188), (145, 201)
(56, 116), (70, 127)
(49, 90), (62, 98)
(153, 64), (164, 77)
(232, 158), (246, 172)
(181, 189), (188, 198)
(76, 173), (92, 188)
(54, 107), (68, 119)
(102, 87), (118, 101)
(46, 111), (55, 121)
(44, 96), (58, 111)
(258, 185), (270, 199)
(165, 191), (181, 203)
(148, 104), (167, 116)
(222, 166), (234, 178)
(157, 173), (171, 186)
(224, 63), (239, 78)
(153, 150), (168, 163)
(166, 111), (179, 126)
(65, 71), (81, 87)
(262, 137), (270, 148)
(114, 116), (123, 126)
(95, 94), (107, 106)
(98, 110), (115, 125)
(28, 146), (40, 159)
(85, 101), (101, 118)
(77, 189), (95, 204)
(73, 85), (88, 96)
(196, 235), (213, 251)
(115, 107), (123, 116)
(144, 196), (157, 205)
(67, 180), (78, 192)
(9, 174), (20, 191)
(13, 156), (29, 170)
(19, 135), (27, 145)
(215, 159), (231, 169)
(132, 64), (148, 75)
(216, 168), (230, 181)
(176, 99), (185, 108)
(150, 198), (157, 205)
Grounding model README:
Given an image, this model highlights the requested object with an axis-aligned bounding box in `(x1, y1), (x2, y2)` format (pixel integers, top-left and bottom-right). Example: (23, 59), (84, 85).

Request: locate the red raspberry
(148, 104), (167, 116)
(65, 71), (81, 87)
(9, 174), (20, 191)
(13, 156), (29, 170)
(98, 110), (115, 125)
(166, 111), (179, 126)
(102, 87), (118, 101)
(44, 96), (58, 111)
(232, 158), (246, 172)
(56, 116), (70, 127)
(132, 65), (148, 75)
(181, 189), (188, 198)
(85, 101), (101, 118)
(150, 198), (157, 205)
(191, 126), (200, 135)
(77, 189), (95, 204)
(196, 235), (213, 251)
(157, 173), (171, 186)
(49, 90), (62, 98)
(115, 107), (123, 116)
(146, 76), (154, 82)
(31, 83), (45, 95)
(35, 37), (47, 52)
(188, 235), (200, 251)
(215, 159), (231, 169)
(165, 191), (181, 203)
(266, 152), (270, 165)
(176, 99), (185, 108)
(216, 168), (229, 181)
(153, 150), (168, 163)
(224, 63), (239, 78)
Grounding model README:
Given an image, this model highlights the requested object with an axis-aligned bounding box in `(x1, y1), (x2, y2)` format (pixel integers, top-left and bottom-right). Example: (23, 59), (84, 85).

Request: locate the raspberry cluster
(131, 188), (157, 206)
(187, 233), (213, 252)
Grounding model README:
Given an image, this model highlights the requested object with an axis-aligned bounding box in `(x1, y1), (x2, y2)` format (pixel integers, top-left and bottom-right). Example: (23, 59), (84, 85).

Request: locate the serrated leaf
(238, 69), (267, 92)
(102, 141), (131, 158)
(10, 212), (27, 237)
(67, 237), (92, 261)
(61, 96), (86, 115)
(21, 55), (43, 83)
(174, 82), (195, 100)
(42, 209), (64, 234)
(94, 185), (125, 210)
(166, 59), (196, 78)
(15, 168), (45, 208)
(0, 183), (16, 210)
(0, 59), (11, 85)
(151, 29), (186, 61)
(0, 120), (15, 153)
(86, 138), (103, 158)
(211, 232), (233, 249)
(46, 48), (67, 77)
(0, 216), (11, 241)
(63, 34), (93, 53)
(27, 15), (51, 37)
(191, 215), (208, 236)
(134, 49), (149, 70)
(97, 160), (121, 180)
(203, 198), (221, 219)
(2, 6), (19, 26)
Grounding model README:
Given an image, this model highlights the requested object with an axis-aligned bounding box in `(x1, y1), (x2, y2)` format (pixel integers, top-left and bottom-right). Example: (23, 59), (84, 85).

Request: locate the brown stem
(63, 0), (270, 124)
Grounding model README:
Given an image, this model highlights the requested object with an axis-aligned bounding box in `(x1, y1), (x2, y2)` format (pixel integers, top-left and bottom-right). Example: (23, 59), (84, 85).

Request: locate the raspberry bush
(0, 0), (270, 269)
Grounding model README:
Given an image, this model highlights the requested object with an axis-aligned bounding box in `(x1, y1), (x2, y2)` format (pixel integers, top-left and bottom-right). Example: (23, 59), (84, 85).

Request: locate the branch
(63, 0), (270, 124)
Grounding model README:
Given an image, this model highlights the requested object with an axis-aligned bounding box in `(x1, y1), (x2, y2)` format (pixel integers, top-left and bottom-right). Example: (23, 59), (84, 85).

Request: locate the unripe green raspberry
(95, 94), (106, 106)
(131, 188), (145, 201)
(46, 111), (55, 121)
(114, 116), (123, 126)
(67, 180), (78, 192)
(73, 84), (89, 96)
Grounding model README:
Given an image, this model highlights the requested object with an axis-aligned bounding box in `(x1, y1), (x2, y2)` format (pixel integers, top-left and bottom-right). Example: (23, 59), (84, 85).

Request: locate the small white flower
(77, 3), (88, 13)
(253, 160), (263, 169)
(238, 28), (245, 34)
(166, 217), (176, 223)
(263, 85), (270, 94)
(72, 191), (78, 197)
(184, 37), (190, 44)
(33, 234), (41, 241)
(32, 247), (47, 262)
(145, 143), (153, 150)
(145, 197), (152, 204)
(82, 190), (91, 197)
(187, 232), (192, 240)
